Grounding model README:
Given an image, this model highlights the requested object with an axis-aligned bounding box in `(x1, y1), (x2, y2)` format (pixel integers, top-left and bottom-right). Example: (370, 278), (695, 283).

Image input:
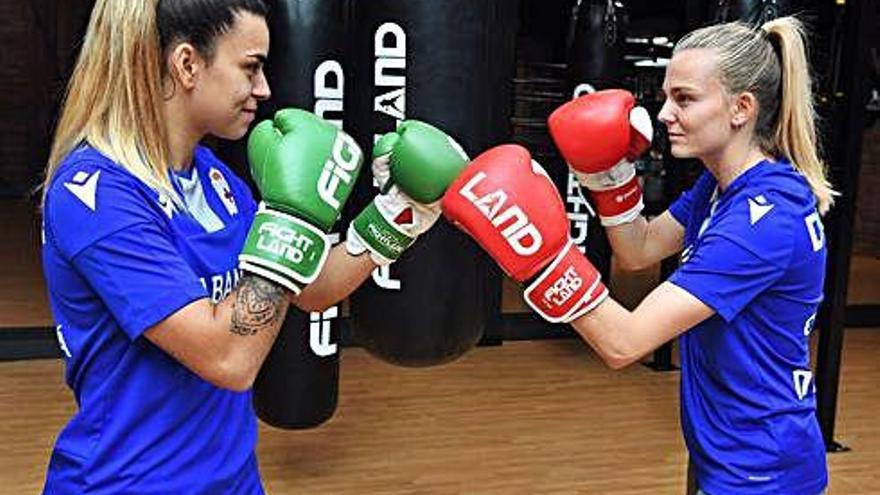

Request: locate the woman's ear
(167, 43), (201, 91)
(730, 91), (758, 129)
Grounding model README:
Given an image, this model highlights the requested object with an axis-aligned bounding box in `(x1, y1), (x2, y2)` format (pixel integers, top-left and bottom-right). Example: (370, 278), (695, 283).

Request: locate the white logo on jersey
(64, 170), (101, 211)
(55, 325), (72, 359)
(803, 312), (817, 337)
(680, 244), (694, 264)
(680, 189), (717, 265)
(199, 268), (242, 303)
(804, 211), (825, 252)
(208, 168), (238, 216)
(793, 369), (815, 400)
(310, 306), (338, 357)
(157, 193), (175, 219)
(748, 195), (775, 225)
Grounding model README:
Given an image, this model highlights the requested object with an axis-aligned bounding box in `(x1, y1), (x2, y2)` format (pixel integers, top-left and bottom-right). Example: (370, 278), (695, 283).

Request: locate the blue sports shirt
(668, 159), (828, 495)
(41, 144), (263, 494)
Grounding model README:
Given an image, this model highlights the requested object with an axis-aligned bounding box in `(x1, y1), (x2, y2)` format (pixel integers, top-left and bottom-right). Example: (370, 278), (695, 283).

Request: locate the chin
(669, 144), (694, 159)
(216, 126), (250, 142)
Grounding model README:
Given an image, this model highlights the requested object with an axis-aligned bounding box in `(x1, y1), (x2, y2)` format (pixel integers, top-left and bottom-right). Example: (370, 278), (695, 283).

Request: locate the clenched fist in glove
(347, 120), (469, 265)
(240, 108), (363, 294)
(548, 89), (653, 226)
(442, 144), (608, 323)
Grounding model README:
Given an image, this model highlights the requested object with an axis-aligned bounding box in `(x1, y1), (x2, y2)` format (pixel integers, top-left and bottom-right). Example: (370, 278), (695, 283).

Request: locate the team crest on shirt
(209, 168), (238, 216)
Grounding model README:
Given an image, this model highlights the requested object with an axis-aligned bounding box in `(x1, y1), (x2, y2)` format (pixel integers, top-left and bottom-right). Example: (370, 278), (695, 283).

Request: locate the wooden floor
(1, 330), (878, 494)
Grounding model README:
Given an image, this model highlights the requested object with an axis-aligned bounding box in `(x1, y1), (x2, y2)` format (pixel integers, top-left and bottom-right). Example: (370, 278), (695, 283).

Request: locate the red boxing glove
(548, 89), (653, 226)
(442, 144), (608, 323)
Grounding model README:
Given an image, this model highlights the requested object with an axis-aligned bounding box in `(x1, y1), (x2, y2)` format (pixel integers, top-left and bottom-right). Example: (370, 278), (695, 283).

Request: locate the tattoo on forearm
(230, 276), (286, 336)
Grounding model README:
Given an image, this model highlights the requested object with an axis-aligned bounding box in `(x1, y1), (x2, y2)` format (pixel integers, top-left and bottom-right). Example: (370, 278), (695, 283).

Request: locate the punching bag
(559, 0), (630, 279)
(250, 0), (348, 429)
(712, 0), (793, 25)
(345, 0), (517, 366)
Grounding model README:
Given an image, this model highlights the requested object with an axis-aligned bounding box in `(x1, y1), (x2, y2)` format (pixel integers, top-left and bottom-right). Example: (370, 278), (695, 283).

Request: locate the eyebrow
(663, 85), (699, 95)
(247, 54), (268, 64)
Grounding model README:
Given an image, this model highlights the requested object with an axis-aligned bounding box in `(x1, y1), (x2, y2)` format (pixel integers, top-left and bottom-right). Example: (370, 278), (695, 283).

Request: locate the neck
(703, 133), (772, 191)
(163, 97), (201, 172)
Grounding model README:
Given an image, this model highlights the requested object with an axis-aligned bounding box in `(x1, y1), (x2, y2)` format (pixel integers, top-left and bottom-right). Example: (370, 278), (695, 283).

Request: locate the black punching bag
(712, 0), (793, 25)
(250, 0), (348, 429)
(559, 0), (630, 279)
(344, 1), (517, 366)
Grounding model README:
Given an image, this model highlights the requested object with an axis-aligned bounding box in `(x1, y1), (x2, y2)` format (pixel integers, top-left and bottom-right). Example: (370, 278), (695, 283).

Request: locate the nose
(657, 98), (675, 126)
(253, 69), (271, 101)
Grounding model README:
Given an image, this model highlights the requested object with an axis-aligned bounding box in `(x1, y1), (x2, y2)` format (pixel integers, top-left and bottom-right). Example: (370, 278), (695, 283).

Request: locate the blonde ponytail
(762, 17), (836, 214)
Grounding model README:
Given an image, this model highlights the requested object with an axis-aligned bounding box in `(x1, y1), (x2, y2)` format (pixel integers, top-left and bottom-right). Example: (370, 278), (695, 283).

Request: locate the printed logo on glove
(442, 144), (609, 323)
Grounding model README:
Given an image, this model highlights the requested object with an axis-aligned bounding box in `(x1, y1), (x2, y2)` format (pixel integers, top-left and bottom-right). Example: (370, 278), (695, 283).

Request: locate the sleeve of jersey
(668, 196), (795, 322)
(72, 226), (209, 340)
(46, 165), (207, 340)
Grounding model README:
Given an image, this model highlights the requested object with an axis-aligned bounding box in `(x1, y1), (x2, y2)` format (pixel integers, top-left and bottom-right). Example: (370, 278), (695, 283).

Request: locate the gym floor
(1, 198), (878, 494)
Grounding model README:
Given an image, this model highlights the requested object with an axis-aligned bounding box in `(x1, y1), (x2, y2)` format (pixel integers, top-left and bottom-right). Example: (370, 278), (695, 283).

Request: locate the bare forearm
(210, 245), (374, 381)
(292, 243), (376, 312)
(604, 216), (652, 271)
(569, 298), (646, 369)
(148, 274), (289, 391)
(213, 275), (289, 387)
(569, 282), (711, 369)
(605, 212), (684, 271)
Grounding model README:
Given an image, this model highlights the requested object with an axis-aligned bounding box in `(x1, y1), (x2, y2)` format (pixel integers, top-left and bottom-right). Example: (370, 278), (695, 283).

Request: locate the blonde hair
(42, 0), (176, 207)
(675, 17), (836, 214)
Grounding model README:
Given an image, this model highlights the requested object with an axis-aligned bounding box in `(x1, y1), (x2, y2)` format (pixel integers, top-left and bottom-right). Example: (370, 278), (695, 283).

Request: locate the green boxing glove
(240, 108), (363, 293)
(346, 120), (469, 265)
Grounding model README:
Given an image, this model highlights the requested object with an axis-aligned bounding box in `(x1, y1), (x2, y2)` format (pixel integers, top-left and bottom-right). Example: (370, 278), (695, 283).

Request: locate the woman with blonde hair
(444, 14), (832, 495)
(547, 15), (833, 495)
(39, 1), (388, 493)
(41, 0), (465, 488)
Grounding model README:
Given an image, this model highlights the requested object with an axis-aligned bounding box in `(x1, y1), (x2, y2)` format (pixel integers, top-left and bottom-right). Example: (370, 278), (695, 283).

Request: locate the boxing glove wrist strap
(239, 204), (331, 294)
(346, 200), (416, 266)
(574, 161), (643, 227)
(524, 240), (609, 323)
(586, 174), (644, 227)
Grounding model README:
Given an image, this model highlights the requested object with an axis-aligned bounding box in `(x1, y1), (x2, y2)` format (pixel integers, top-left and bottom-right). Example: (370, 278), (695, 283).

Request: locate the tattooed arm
(144, 245), (376, 391)
(144, 275), (289, 391)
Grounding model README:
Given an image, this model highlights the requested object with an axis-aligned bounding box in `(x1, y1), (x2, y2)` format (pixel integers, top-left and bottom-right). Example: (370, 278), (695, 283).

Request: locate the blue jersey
(41, 144), (263, 494)
(668, 160), (828, 495)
